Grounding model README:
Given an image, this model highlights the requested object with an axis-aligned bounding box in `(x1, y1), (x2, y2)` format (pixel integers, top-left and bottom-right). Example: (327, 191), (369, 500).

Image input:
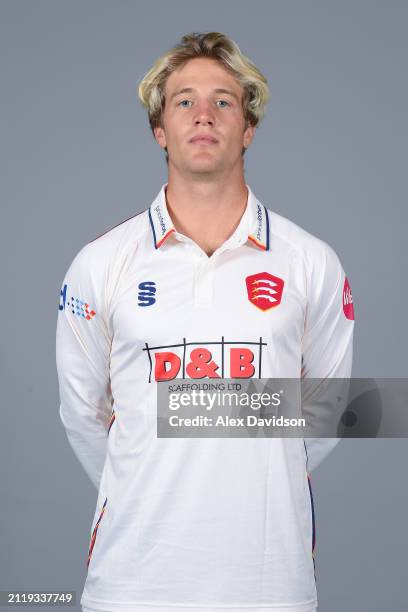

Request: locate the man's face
(154, 57), (255, 176)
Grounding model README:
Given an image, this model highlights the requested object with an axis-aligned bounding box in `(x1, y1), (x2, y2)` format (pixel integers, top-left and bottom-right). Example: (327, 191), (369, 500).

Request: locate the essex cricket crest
(245, 272), (284, 311)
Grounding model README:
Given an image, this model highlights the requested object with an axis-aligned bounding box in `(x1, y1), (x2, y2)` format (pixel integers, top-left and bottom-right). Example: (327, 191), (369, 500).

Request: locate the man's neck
(164, 171), (249, 257)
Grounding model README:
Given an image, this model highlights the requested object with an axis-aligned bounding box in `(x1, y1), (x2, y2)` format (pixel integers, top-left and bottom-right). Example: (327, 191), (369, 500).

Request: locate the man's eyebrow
(170, 87), (240, 101)
(214, 88), (240, 101)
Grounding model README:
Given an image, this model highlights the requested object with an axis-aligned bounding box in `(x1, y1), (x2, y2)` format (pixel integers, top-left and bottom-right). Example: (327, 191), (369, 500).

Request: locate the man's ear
(243, 123), (256, 149)
(154, 125), (167, 149)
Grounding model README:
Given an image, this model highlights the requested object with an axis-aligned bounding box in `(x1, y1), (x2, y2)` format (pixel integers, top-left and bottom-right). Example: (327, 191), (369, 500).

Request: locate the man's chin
(168, 154), (227, 177)
(187, 167), (225, 179)
(184, 159), (225, 175)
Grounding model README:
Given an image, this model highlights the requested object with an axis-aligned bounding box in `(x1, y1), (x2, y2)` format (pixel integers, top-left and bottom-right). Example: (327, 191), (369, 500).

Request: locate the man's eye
(178, 99), (230, 108)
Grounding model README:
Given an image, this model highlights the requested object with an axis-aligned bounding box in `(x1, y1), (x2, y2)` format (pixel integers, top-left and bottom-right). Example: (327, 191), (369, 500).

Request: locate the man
(56, 32), (355, 612)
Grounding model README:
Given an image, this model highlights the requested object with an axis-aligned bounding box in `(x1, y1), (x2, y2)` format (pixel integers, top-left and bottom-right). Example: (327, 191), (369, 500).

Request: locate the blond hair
(137, 32), (270, 159)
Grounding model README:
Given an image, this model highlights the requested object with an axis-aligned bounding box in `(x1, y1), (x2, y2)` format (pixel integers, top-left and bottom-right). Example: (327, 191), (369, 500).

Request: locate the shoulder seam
(266, 208), (327, 258)
(89, 208), (148, 243)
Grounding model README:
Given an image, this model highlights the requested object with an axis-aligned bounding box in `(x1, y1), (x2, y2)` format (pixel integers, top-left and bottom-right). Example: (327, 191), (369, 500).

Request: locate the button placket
(193, 253), (215, 308)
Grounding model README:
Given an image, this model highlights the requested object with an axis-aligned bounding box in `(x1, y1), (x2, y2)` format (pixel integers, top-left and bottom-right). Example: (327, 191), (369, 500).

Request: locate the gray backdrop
(1, 0), (407, 610)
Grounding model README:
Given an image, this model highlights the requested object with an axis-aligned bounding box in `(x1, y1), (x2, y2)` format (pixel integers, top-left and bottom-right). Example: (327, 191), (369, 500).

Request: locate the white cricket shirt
(56, 182), (355, 612)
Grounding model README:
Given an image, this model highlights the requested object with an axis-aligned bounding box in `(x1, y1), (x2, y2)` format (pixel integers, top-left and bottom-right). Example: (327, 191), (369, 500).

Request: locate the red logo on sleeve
(342, 277), (354, 320)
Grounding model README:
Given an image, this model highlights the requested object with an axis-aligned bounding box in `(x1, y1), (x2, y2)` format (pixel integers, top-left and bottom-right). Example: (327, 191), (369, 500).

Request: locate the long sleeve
(56, 243), (113, 490)
(301, 241), (355, 473)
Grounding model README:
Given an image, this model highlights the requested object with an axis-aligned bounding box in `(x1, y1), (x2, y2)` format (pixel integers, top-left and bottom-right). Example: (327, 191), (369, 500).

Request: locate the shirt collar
(148, 182), (270, 251)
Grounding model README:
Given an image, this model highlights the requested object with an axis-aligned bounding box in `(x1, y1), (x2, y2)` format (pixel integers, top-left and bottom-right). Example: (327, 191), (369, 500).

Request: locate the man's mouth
(189, 136), (218, 145)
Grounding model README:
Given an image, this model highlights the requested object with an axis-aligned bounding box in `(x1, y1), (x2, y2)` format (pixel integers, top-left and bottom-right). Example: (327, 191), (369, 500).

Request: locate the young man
(56, 32), (355, 612)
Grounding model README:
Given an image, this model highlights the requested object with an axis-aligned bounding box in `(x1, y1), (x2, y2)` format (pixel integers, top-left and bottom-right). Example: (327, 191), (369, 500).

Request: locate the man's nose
(194, 100), (215, 125)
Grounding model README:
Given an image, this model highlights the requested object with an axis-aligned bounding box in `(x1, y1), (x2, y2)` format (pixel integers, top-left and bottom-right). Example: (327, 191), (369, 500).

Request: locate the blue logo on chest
(138, 281), (157, 306)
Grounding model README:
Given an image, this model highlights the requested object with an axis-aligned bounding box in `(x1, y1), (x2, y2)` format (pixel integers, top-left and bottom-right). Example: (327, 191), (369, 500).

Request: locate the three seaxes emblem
(246, 272), (285, 311)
